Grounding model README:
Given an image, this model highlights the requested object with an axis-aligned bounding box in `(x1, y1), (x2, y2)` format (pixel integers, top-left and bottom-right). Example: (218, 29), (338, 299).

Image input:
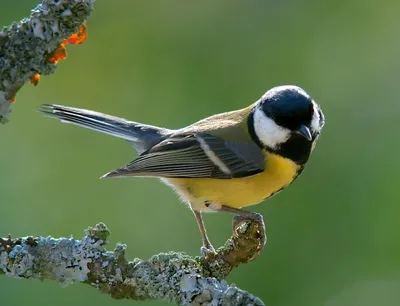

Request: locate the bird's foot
(200, 244), (216, 259)
(232, 212), (266, 257)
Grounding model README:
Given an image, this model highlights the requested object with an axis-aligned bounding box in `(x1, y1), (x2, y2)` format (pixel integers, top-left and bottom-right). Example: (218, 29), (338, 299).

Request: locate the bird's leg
(216, 205), (266, 254)
(192, 210), (215, 257)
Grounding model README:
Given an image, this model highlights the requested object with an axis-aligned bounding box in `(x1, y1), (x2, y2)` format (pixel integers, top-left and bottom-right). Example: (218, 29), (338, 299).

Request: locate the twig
(0, 0), (95, 123)
(0, 222), (265, 305)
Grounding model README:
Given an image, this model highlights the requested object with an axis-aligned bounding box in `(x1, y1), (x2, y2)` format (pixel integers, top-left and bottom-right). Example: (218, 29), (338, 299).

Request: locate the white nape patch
(196, 136), (231, 175)
(253, 107), (290, 150)
(310, 101), (321, 133)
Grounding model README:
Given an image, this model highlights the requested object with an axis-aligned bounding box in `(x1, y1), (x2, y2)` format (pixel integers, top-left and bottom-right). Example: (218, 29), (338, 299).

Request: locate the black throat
(247, 110), (313, 165)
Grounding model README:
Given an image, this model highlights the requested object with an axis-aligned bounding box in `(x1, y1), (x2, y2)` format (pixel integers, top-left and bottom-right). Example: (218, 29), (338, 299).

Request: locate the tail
(38, 104), (172, 154)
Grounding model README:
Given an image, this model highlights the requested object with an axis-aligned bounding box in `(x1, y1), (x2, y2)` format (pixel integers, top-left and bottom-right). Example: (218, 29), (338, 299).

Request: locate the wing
(102, 133), (265, 179)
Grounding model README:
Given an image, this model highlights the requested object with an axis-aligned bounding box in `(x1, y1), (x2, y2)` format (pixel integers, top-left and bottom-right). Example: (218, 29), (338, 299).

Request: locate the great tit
(39, 85), (325, 256)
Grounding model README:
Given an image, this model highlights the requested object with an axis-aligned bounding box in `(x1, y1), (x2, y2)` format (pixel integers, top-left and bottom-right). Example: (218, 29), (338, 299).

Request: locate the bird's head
(250, 85), (324, 162)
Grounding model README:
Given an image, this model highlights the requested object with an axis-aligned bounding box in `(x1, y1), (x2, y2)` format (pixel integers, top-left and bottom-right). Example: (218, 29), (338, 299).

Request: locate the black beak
(296, 125), (312, 141)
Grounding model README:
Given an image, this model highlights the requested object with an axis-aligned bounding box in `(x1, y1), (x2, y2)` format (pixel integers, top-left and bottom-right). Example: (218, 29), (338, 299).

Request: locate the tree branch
(1, 222), (265, 305)
(0, 0), (95, 123)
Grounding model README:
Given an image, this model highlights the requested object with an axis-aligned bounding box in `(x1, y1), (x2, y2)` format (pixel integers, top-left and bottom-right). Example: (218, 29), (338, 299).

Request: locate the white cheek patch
(310, 101), (321, 134)
(253, 107), (291, 150)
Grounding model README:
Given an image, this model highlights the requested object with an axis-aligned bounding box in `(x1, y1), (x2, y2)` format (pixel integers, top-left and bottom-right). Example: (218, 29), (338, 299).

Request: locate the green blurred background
(1, 1), (400, 305)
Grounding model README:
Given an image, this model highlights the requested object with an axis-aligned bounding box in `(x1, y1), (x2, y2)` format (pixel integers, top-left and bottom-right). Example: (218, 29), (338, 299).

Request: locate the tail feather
(38, 104), (171, 154)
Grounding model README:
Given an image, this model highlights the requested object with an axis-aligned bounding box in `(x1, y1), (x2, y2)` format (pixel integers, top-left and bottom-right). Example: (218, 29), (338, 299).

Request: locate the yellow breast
(167, 152), (301, 212)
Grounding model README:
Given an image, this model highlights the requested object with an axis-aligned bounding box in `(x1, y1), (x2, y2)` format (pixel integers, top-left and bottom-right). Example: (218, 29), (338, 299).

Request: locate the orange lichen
(48, 43), (67, 64)
(10, 97), (15, 104)
(30, 74), (41, 86)
(47, 24), (87, 65)
(64, 23), (87, 45)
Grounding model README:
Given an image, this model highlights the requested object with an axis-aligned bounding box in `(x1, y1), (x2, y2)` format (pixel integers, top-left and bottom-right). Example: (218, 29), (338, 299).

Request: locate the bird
(38, 85), (325, 256)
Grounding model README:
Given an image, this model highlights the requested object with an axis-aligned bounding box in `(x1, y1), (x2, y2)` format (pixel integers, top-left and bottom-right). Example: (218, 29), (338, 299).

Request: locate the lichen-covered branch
(0, 222), (265, 305)
(0, 0), (95, 123)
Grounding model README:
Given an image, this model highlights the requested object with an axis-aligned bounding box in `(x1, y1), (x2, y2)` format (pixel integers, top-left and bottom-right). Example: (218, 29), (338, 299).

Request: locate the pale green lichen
(0, 223), (265, 305)
(0, 0), (95, 123)
(0, 232), (105, 286)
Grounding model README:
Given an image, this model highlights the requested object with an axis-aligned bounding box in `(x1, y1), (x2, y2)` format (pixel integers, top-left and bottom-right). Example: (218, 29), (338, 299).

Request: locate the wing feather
(103, 133), (265, 179)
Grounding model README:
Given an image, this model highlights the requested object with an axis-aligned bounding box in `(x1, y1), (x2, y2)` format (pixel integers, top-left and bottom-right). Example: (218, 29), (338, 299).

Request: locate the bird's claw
(200, 245), (216, 259)
(232, 213), (266, 256)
